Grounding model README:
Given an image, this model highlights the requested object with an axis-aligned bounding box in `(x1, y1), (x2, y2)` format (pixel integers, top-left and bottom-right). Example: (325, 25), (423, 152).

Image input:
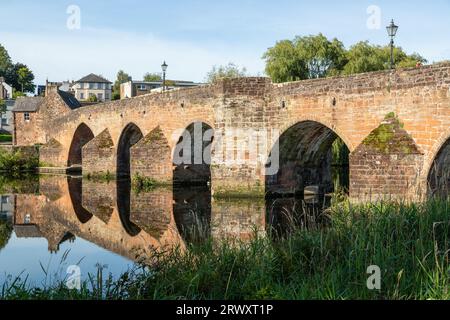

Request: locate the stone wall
(82, 129), (115, 176)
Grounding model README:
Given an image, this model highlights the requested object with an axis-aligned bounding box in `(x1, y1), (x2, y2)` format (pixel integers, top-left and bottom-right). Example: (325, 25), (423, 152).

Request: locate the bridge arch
(68, 123), (95, 167)
(67, 176), (93, 224)
(117, 123), (144, 178)
(172, 121), (214, 186)
(265, 120), (350, 197)
(427, 135), (450, 198)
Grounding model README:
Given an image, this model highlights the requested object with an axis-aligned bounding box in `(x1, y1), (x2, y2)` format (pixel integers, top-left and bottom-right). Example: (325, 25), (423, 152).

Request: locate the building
(0, 99), (15, 134)
(0, 77), (13, 100)
(120, 80), (203, 99)
(73, 74), (112, 102)
(12, 83), (82, 146)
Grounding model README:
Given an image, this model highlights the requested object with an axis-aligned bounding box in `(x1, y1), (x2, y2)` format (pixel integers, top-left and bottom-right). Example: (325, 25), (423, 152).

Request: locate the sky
(1, 0), (450, 86)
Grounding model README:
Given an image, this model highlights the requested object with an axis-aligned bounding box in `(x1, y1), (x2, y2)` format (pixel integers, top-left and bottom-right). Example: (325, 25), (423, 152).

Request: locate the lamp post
(161, 61), (168, 92)
(386, 19), (399, 69)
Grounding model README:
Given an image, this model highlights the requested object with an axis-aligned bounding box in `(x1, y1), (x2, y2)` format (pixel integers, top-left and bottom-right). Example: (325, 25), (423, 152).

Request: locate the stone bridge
(13, 63), (450, 201)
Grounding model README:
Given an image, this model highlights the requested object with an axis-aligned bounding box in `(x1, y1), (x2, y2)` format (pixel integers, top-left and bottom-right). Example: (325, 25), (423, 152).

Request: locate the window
(97, 93), (103, 100)
(138, 84), (147, 90)
(80, 93), (84, 100)
(24, 113), (30, 121)
(89, 83), (95, 89)
(24, 214), (31, 224)
(1, 117), (8, 125)
(1, 196), (9, 204)
(105, 93), (110, 100)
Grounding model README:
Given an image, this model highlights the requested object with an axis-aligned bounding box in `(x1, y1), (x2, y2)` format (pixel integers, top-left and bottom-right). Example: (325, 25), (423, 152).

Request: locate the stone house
(12, 84), (82, 146)
(73, 73), (112, 102)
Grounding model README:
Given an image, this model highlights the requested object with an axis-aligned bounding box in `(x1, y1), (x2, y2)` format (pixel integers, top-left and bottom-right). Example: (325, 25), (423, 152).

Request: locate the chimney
(45, 79), (59, 96)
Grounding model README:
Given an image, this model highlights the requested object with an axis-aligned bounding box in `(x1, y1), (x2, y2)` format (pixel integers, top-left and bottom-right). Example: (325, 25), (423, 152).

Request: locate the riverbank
(1, 198), (449, 300)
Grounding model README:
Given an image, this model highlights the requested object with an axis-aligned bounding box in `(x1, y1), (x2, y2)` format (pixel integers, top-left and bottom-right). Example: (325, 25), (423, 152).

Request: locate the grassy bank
(1, 199), (449, 300)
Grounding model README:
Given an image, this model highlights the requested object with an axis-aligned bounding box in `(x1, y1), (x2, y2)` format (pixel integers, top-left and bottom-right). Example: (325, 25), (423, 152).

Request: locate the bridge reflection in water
(5, 175), (330, 265)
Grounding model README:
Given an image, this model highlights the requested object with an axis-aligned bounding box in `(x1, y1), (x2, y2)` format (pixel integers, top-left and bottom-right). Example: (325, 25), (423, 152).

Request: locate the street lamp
(161, 61), (168, 92)
(386, 19), (399, 69)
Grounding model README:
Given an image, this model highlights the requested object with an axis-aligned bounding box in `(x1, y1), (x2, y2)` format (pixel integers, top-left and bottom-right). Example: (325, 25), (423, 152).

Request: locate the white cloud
(0, 27), (266, 85)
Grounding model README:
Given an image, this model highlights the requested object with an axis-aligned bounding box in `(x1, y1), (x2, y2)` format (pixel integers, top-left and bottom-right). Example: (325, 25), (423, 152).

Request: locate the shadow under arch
(428, 137), (450, 198)
(173, 122), (214, 186)
(117, 179), (141, 237)
(265, 120), (350, 198)
(68, 123), (95, 167)
(173, 186), (211, 245)
(117, 123), (144, 178)
(67, 176), (93, 224)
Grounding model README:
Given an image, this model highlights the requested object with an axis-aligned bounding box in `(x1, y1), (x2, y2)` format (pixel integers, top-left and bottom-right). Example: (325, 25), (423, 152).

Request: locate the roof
(58, 90), (81, 109)
(14, 225), (42, 238)
(12, 96), (44, 112)
(76, 73), (112, 84)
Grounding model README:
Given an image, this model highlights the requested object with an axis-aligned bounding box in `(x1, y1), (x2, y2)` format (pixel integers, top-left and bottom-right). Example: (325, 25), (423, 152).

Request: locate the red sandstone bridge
(12, 63), (450, 201)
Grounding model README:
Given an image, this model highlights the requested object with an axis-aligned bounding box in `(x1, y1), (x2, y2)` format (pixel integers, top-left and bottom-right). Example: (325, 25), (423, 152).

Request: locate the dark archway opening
(173, 186), (211, 245)
(265, 121), (349, 237)
(428, 138), (450, 198)
(117, 179), (141, 237)
(117, 123), (144, 178)
(67, 176), (93, 224)
(68, 123), (94, 167)
(173, 122), (214, 186)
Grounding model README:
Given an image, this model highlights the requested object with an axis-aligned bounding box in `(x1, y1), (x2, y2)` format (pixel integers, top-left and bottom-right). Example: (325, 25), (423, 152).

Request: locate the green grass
(1, 199), (449, 300)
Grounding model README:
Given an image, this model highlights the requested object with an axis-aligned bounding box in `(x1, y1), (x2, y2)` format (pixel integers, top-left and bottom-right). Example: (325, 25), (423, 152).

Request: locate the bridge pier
(349, 115), (425, 202)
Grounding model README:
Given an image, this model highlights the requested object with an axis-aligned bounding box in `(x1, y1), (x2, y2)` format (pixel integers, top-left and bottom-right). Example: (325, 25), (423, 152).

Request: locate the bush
(0, 149), (39, 172)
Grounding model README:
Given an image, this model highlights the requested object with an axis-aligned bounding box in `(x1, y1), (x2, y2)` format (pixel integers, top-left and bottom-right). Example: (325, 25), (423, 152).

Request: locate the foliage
(0, 219), (13, 250)
(143, 72), (162, 82)
(0, 148), (39, 172)
(263, 34), (347, 82)
(263, 35), (427, 83)
(343, 41), (427, 75)
(0, 44), (36, 93)
(13, 91), (26, 99)
(205, 63), (247, 83)
(88, 94), (98, 103)
(17, 66), (34, 93)
(112, 70), (131, 100)
(2, 199), (450, 300)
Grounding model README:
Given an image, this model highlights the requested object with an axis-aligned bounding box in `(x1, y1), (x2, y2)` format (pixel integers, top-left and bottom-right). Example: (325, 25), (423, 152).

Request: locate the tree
(143, 72), (162, 82)
(205, 63), (247, 83)
(0, 44), (12, 74)
(343, 41), (427, 75)
(263, 34), (347, 82)
(113, 70), (131, 100)
(17, 66), (33, 93)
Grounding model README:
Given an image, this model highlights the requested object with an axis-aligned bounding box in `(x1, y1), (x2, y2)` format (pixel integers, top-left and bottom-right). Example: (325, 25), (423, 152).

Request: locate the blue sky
(1, 0), (450, 85)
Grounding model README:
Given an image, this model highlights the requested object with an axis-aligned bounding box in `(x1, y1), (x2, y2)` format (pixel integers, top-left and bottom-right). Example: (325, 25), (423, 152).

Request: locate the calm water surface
(0, 175), (329, 286)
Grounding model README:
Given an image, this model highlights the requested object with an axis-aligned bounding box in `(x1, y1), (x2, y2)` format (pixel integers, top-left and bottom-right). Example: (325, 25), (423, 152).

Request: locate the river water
(0, 175), (329, 287)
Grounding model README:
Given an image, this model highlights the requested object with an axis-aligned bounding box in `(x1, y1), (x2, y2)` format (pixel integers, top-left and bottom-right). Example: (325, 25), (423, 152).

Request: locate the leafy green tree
(205, 63), (247, 83)
(17, 66), (33, 93)
(0, 45), (36, 93)
(343, 41), (427, 75)
(0, 44), (12, 74)
(113, 70), (131, 100)
(143, 72), (162, 82)
(263, 34), (347, 82)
